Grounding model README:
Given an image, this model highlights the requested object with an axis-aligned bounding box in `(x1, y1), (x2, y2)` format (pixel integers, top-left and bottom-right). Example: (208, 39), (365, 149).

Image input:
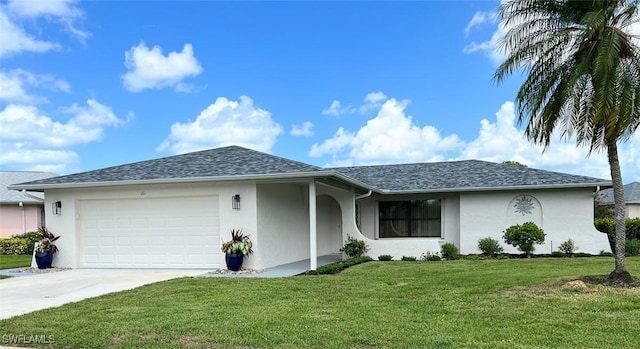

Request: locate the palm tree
(494, 0), (640, 281)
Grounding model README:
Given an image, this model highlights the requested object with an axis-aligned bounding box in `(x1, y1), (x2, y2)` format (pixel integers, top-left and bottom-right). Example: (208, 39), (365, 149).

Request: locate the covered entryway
(316, 194), (343, 255)
(78, 196), (220, 268)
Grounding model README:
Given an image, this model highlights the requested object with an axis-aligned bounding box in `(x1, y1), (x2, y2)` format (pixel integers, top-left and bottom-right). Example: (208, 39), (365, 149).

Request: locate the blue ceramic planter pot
(225, 253), (244, 271)
(35, 251), (53, 269)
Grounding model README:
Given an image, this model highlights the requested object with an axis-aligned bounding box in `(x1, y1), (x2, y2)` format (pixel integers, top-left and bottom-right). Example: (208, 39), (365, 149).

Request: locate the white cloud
(310, 98), (464, 164)
(309, 96), (638, 183)
(122, 42), (203, 92)
(0, 0), (89, 57)
(290, 121), (314, 137)
(6, 0), (90, 41)
(322, 100), (355, 116)
(0, 100), (126, 173)
(0, 148), (79, 173)
(462, 24), (507, 65)
(358, 91), (388, 114)
(462, 8), (506, 64)
(310, 127), (355, 158)
(0, 69), (70, 103)
(0, 9), (60, 57)
(0, 100), (126, 148)
(322, 91), (389, 117)
(457, 101), (639, 182)
(464, 11), (494, 36)
(464, 3), (640, 66)
(157, 96), (282, 154)
(6, 0), (82, 18)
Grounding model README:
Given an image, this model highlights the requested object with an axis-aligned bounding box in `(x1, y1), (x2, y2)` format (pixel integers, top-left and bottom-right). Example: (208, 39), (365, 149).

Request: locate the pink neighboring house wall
(0, 171), (58, 238)
(0, 205), (45, 237)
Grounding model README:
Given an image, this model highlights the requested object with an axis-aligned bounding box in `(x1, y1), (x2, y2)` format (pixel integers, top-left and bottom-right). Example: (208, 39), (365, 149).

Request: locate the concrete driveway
(0, 269), (204, 320)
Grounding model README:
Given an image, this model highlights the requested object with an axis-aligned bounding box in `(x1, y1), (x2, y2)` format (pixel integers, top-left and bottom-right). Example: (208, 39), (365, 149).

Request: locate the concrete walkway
(200, 253), (343, 278)
(0, 254), (343, 321)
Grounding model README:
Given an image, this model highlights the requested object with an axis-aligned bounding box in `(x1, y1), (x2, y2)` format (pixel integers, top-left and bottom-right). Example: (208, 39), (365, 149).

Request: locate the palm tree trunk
(606, 139), (631, 282)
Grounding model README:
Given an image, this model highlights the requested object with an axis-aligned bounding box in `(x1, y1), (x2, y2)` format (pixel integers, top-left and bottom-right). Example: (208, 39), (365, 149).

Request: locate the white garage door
(79, 196), (220, 268)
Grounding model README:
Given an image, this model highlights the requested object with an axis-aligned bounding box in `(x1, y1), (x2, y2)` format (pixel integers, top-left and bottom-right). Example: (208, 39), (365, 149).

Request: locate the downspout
(353, 190), (373, 238)
(21, 189), (44, 202)
(22, 190), (46, 231)
(20, 202), (25, 234)
(355, 190), (373, 200)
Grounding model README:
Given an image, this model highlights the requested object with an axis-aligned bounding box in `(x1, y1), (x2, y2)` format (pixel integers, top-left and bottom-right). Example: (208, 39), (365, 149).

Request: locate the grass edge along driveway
(1, 257), (639, 349)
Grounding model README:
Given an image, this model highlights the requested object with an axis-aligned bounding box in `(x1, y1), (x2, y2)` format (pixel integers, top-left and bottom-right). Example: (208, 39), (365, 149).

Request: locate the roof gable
(598, 182), (640, 204)
(331, 160), (609, 193)
(0, 171), (58, 203)
(15, 146), (322, 187)
(9, 146), (610, 193)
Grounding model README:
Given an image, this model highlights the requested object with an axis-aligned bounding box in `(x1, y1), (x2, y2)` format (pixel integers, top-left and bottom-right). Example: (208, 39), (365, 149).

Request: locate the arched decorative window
(507, 195), (542, 226)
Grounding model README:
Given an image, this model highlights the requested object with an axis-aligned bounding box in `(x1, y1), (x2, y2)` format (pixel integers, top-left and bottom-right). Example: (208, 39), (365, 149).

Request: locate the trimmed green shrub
(594, 217), (640, 253)
(477, 237), (504, 258)
(401, 256), (417, 261)
(625, 239), (640, 256)
(599, 250), (614, 257)
(551, 251), (566, 257)
(594, 217), (615, 251)
(558, 239), (577, 256)
(628, 218), (640, 240)
(503, 222), (546, 257)
(340, 236), (369, 257)
(0, 238), (30, 255)
(497, 253), (511, 260)
(316, 256), (373, 274)
(10, 231), (40, 254)
(378, 254), (393, 261)
(420, 252), (441, 261)
(574, 252), (593, 257)
(440, 243), (459, 260)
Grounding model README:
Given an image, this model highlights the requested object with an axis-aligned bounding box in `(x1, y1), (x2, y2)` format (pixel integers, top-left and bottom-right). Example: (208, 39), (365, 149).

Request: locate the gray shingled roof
(331, 160), (610, 193)
(1, 171), (58, 203)
(598, 182), (640, 204)
(9, 146), (610, 193)
(13, 146), (323, 188)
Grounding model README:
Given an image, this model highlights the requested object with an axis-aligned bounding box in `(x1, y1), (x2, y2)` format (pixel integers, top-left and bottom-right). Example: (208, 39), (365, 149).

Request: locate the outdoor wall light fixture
(232, 194), (241, 210)
(52, 201), (62, 215)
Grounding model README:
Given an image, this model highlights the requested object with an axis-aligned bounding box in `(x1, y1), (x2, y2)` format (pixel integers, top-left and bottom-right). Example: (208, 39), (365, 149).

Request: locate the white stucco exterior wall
(627, 203), (640, 219)
(255, 183), (310, 269)
(42, 181), (258, 269)
(350, 193), (461, 260)
(459, 188), (610, 255)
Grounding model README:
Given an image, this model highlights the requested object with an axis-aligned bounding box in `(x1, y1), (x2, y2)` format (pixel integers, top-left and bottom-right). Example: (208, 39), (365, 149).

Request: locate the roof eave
(7, 170), (376, 193)
(377, 181), (612, 195)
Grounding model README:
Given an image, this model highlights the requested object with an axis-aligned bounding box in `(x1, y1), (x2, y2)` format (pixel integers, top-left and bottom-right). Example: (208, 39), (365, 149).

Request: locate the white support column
(309, 180), (317, 271)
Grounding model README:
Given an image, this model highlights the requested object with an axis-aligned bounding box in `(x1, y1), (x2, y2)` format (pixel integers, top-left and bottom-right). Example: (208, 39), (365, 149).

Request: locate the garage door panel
(80, 196), (220, 269)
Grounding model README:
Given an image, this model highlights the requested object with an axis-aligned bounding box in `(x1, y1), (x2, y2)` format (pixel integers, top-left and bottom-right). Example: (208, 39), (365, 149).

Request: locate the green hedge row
(594, 218), (640, 254)
(0, 231), (40, 255)
(316, 256), (373, 274)
(0, 238), (30, 255)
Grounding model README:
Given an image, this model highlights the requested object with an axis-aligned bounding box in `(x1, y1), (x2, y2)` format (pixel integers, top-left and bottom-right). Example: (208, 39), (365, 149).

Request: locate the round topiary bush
(502, 222), (546, 257)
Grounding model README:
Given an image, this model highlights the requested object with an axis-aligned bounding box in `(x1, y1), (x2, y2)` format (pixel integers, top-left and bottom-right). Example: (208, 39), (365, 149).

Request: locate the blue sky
(1, 0), (638, 183)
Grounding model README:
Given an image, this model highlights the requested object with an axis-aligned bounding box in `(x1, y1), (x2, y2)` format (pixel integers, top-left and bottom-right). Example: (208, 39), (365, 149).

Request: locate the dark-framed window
(379, 200), (441, 238)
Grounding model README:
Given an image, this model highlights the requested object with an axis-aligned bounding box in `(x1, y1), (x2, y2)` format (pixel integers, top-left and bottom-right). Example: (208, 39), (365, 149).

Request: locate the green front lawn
(1, 258), (639, 348)
(0, 255), (32, 270)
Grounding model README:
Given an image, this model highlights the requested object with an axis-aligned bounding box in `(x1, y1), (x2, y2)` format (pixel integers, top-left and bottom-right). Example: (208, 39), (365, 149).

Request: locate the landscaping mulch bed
(582, 276), (640, 288)
(9, 267), (71, 274)
(203, 268), (263, 275)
